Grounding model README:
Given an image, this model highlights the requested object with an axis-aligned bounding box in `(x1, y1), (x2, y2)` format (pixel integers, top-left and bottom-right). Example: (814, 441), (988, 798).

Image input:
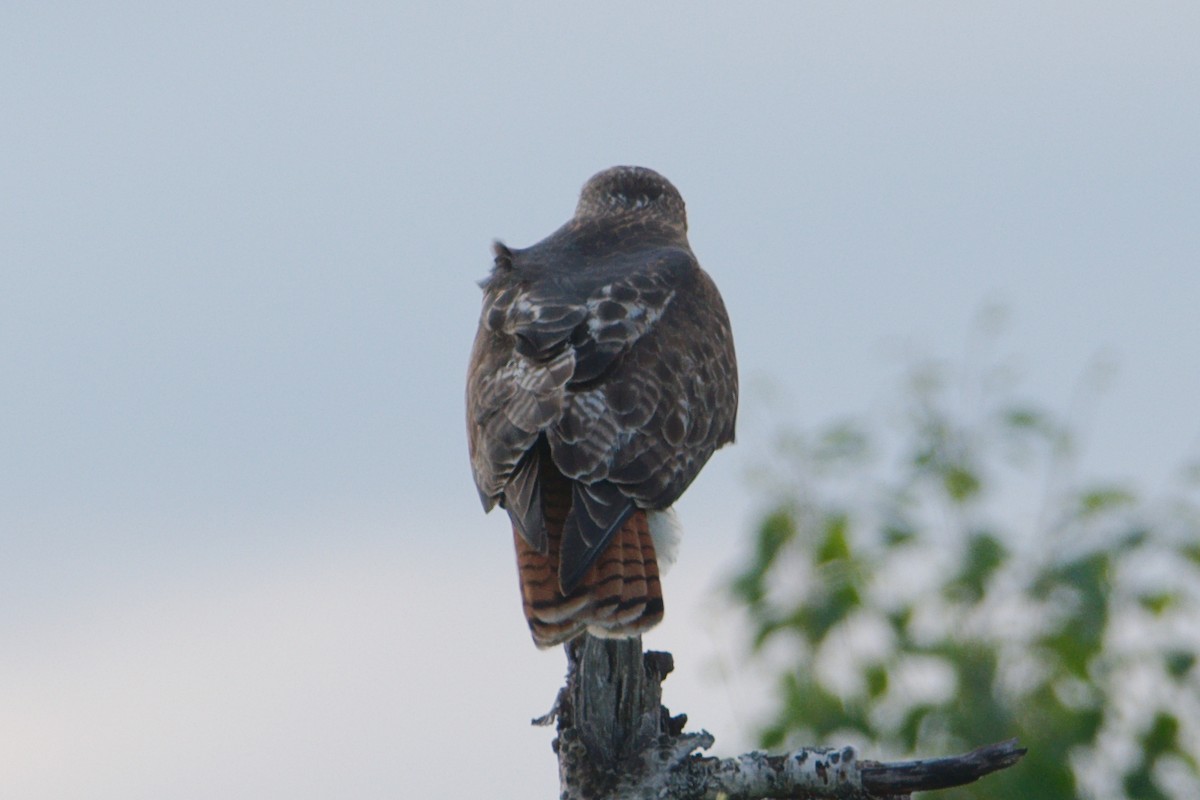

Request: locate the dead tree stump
(543, 634), (1024, 799)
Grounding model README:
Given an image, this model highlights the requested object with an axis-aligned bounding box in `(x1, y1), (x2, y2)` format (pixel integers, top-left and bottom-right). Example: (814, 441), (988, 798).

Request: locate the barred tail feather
(513, 508), (665, 648)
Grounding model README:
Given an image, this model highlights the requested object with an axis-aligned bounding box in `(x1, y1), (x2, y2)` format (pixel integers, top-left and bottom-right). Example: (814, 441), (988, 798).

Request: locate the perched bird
(466, 166), (738, 647)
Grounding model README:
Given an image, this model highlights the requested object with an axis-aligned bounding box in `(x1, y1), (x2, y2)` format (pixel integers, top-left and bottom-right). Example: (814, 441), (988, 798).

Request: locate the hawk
(466, 166), (738, 647)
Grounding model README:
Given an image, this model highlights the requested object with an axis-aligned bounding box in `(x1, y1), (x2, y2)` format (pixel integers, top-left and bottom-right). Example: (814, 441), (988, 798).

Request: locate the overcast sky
(3, 3), (1199, 798)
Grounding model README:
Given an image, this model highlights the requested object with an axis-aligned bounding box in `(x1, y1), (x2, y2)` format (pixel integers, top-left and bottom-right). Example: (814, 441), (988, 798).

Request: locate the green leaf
(790, 578), (861, 643)
(1138, 593), (1177, 615)
(1039, 626), (1102, 680)
(886, 607), (912, 637)
(1143, 713), (1180, 760)
(730, 571), (764, 606)
(865, 664), (888, 699)
(757, 508), (797, 566)
(946, 532), (1007, 603)
(1077, 485), (1136, 517)
(1030, 551), (1110, 604)
(750, 614), (785, 650)
(882, 523), (916, 546)
(1165, 651), (1196, 679)
(1123, 765), (1169, 800)
(817, 512), (851, 563)
(1070, 707), (1104, 744)
(777, 672), (848, 740)
(729, 510), (796, 604)
(897, 704), (936, 751)
(1117, 527), (1149, 551)
(943, 465), (981, 503)
(760, 724), (786, 750)
(733, 508), (798, 606)
(1116, 717), (1181, 800)
(1035, 555), (1109, 679)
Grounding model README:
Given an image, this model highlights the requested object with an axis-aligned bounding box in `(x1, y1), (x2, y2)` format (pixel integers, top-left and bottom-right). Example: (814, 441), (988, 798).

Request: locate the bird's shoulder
(479, 230), (697, 363)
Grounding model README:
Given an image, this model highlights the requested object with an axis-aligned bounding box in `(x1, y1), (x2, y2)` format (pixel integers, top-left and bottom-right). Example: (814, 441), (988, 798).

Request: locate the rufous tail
(512, 469), (663, 647)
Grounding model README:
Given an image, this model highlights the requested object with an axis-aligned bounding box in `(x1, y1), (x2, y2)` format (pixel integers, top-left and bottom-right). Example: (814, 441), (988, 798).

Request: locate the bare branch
(677, 742), (863, 799)
(546, 634), (1025, 799)
(860, 738), (1028, 795)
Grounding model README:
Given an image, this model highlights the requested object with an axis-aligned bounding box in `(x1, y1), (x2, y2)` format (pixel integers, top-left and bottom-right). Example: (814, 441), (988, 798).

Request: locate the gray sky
(3, 3), (1199, 798)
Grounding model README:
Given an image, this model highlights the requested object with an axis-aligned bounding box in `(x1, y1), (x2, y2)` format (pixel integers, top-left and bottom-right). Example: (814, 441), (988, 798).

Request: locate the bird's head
(574, 166), (687, 232)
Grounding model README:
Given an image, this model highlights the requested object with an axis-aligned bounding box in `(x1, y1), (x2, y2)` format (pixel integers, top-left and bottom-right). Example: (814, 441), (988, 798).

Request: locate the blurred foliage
(732, 353), (1200, 800)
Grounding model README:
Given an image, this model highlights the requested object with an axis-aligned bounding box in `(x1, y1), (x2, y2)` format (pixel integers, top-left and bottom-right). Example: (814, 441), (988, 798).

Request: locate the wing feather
(503, 444), (546, 552)
(467, 242), (737, 586)
(559, 481), (636, 593)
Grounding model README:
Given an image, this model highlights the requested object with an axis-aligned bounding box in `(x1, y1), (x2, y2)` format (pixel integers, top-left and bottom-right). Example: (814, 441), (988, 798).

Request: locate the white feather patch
(647, 508), (682, 574)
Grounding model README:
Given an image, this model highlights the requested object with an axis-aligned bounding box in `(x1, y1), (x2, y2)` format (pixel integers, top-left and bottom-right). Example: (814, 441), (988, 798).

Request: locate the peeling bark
(544, 634), (1024, 799)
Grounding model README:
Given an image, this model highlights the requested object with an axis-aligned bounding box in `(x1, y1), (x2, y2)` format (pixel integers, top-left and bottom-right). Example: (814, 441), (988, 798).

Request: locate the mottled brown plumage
(466, 166), (737, 647)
